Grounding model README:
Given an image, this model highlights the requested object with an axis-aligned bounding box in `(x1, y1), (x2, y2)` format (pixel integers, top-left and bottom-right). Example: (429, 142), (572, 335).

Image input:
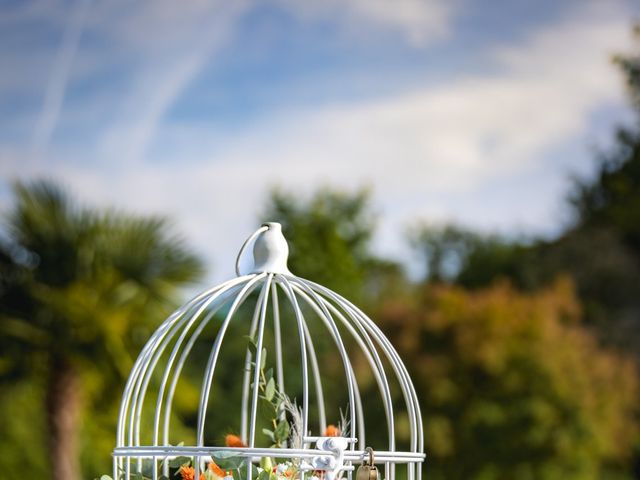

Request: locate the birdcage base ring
(113, 446), (425, 463)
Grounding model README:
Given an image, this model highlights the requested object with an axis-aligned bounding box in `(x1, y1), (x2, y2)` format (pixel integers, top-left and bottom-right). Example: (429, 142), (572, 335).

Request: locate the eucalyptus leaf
(231, 464), (258, 480)
(232, 470), (243, 480)
(262, 428), (275, 442)
(210, 451), (245, 469)
(274, 418), (290, 442)
(140, 458), (155, 477)
(265, 377), (275, 401)
(260, 347), (267, 369)
(168, 456), (191, 468)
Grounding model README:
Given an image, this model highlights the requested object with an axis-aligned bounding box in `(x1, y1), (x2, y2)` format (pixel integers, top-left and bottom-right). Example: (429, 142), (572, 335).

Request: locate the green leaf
(231, 464), (258, 480)
(168, 456), (191, 468)
(260, 347), (267, 369)
(140, 458), (155, 477)
(257, 471), (271, 480)
(264, 367), (273, 382)
(262, 428), (275, 442)
(210, 451), (245, 470)
(232, 470), (244, 480)
(265, 377), (275, 401)
(274, 418), (290, 442)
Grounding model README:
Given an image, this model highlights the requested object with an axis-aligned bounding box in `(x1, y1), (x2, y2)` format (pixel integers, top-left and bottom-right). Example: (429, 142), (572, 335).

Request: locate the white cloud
(281, 0), (455, 46)
(141, 7), (633, 276)
(1, 1), (635, 282)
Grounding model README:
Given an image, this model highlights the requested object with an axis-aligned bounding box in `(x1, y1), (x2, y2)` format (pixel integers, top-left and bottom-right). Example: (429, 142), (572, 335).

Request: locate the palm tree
(0, 180), (205, 480)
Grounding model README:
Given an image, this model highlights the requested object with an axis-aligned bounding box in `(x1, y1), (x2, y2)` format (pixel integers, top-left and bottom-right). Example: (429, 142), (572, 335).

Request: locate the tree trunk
(46, 356), (82, 480)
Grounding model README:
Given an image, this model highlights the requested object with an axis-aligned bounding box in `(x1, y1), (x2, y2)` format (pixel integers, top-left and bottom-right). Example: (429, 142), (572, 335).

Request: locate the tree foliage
(378, 279), (639, 480)
(0, 180), (205, 480)
(262, 186), (640, 479)
(409, 224), (535, 288)
(409, 31), (640, 357)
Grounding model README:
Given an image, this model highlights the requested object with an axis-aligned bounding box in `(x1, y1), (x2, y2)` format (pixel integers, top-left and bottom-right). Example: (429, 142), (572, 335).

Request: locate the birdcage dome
(114, 222), (424, 480)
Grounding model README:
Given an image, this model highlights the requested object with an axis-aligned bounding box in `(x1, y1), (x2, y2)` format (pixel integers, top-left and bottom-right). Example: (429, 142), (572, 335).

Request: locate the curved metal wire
(114, 226), (424, 480)
(235, 225), (268, 276)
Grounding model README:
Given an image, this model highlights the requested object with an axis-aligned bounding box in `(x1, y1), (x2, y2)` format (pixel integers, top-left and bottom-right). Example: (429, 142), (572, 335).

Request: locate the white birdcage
(113, 222), (424, 480)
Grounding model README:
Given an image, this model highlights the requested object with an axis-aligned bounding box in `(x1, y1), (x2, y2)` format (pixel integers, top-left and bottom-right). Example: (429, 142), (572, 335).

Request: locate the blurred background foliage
(2, 25), (640, 480)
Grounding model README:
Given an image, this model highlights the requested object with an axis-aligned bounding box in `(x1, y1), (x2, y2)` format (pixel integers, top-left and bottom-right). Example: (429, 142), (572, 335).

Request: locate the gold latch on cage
(356, 447), (379, 480)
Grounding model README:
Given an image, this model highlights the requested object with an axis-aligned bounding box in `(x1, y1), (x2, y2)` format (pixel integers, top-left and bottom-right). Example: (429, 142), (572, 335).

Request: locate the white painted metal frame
(114, 223), (424, 480)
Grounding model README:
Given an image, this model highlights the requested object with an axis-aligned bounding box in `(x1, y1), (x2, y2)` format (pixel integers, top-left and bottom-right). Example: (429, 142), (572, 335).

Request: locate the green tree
(537, 28), (640, 350)
(408, 224), (534, 288)
(0, 180), (204, 480)
(377, 279), (639, 480)
(408, 29), (640, 355)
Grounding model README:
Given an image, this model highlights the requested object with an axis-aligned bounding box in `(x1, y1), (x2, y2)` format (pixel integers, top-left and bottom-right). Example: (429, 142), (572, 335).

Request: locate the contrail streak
(32, 0), (92, 154)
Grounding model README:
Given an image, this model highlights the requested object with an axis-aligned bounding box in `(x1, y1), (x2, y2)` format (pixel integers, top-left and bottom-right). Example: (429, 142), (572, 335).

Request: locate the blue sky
(1, 0), (638, 281)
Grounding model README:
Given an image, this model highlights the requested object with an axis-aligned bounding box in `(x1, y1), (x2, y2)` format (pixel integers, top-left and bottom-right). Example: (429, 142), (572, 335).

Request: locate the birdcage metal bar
(121, 276), (246, 445)
(285, 281), (364, 480)
(119, 296), (199, 446)
(269, 279), (328, 439)
(296, 285), (396, 479)
(302, 278), (424, 480)
(348, 301), (423, 451)
(274, 275), (311, 480)
(129, 292), (226, 469)
(115, 275), (249, 480)
(275, 277), (340, 441)
(138, 279), (253, 476)
(240, 275), (271, 442)
(270, 281), (287, 426)
(280, 276), (361, 451)
(296, 285), (394, 441)
(160, 281), (246, 445)
(135, 276), (252, 447)
(275, 277), (331, 440)
(113, 445), (425, 462)
(247, 274), (273, 480)
(154, 282), (246, 446)
(197, 273), (267, 445)
(286, 281), (364, 441)
(235, 225), (269, 276)
(301, 310), (327, 433)
(155, 288), (241, 479)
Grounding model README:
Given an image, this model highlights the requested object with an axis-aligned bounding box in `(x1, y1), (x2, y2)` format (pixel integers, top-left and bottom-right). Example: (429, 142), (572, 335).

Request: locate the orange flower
(178, 465), (208, 480)
(208, 461), (226, 477)
(225, 434), (247, 447)
(324, 424), (340, 437)
(178, 466), (195, 480)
